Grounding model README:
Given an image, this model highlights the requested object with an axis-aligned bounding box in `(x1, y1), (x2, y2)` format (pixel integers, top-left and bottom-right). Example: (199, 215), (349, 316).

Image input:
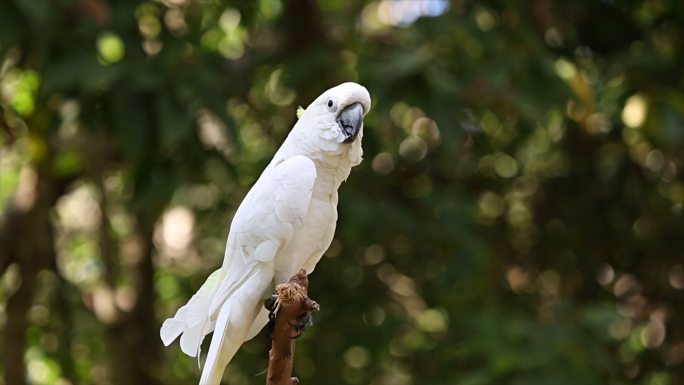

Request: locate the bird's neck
(314, 155), (353, 191)
(273, 138), (357, 189)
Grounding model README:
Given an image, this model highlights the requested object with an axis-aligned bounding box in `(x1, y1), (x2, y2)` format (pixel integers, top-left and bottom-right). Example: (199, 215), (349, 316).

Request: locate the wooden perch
(266, 269), (319, 385)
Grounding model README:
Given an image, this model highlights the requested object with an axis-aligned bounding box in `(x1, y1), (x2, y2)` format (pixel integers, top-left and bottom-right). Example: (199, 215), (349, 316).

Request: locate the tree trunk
(105, 213), (163, 385)
(1, 164), (64, 385)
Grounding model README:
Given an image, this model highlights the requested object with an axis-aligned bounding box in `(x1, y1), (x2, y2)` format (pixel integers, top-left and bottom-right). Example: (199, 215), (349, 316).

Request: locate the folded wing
(159, 155), (317, 384)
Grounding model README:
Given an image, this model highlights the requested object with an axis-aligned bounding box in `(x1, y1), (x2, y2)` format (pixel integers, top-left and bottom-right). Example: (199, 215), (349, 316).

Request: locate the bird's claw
(264, 293), (314, 339)
(288, 311), (314, 339)
(264, 294), (279, 321)
(264, 294), (279, 338)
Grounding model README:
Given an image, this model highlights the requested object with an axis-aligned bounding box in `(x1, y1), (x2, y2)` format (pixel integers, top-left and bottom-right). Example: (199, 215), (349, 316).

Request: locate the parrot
(160, 82), (371, 385)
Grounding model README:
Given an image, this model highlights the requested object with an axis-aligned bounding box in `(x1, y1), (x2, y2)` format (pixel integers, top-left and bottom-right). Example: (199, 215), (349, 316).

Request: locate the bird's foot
(264, 294), (279, 338)
(288, 311), (314, 339)
(264, 290), (314, 339)
(264, 294), (279, 320)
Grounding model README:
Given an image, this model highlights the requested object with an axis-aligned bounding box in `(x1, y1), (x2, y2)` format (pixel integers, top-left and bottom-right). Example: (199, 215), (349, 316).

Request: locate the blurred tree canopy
(1, 0), (684, 384)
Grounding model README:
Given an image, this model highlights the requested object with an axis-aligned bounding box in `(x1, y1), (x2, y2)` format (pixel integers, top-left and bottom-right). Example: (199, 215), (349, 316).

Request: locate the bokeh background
(1, 0), (684, 384)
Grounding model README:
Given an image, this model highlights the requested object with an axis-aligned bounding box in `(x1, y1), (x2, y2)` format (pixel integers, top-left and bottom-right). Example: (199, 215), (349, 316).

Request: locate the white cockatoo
(160, 82), (371, 384)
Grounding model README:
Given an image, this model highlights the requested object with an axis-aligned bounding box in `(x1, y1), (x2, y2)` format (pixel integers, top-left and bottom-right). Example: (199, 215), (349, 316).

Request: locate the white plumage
(160, 82), (371, 384)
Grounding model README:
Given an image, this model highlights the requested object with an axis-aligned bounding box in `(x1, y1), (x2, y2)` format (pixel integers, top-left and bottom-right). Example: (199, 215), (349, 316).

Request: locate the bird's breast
(273, 174), (339, 283)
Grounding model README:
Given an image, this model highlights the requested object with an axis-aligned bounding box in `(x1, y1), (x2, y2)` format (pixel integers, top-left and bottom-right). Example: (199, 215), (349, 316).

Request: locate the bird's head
(290, 82), (371, 166)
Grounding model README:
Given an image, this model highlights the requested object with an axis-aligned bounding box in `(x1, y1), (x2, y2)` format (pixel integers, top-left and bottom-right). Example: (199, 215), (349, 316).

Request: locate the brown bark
(4, 262), (38, 385)
(104, 212), (163, 385)
(266, 270), (319, 385)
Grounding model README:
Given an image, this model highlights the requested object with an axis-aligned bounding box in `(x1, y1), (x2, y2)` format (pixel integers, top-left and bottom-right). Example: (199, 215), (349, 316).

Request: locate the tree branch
(266, 269), (319, 385)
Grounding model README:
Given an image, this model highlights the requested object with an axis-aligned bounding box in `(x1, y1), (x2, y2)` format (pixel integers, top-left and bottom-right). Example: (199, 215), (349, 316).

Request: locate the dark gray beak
(337, 102), (364, 143)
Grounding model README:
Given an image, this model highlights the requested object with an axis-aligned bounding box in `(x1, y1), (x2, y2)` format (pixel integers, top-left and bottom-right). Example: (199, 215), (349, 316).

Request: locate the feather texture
(160, 83), (371, 385)
(160, 268), (226, 357)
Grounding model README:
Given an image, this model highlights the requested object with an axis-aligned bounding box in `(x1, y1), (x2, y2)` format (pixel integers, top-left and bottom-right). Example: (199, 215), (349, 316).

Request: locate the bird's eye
(327, 99), (337, 112)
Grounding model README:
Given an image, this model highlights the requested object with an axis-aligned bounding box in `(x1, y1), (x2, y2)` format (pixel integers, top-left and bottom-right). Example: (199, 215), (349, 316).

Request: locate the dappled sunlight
(361, 0), (449, 32)
(156, 206), (195, 258)
(265, 69), (297, 107)
(398, 135), (427, 162)
(371, 152), (395, 175)
(669, 265), (684, 290)
(216, 8), (245, 60)
(376, 263), (425, 317)
(56, 183), (102, 232)
(13, 167), (38, 211)
(596, 263), (616, 286)
(622, 94), (648, 128)
(506, 266), (535, 294)
(2, 0), (684, 384)
(414, 308), (448, 333)
(1, 67), (39, 117)
(26, 346), (62, 385)
(197, 108), (232, 156)
(96, 32), (125, 65)
(55, 183), (103, 287)
(136, 3), (164, 56)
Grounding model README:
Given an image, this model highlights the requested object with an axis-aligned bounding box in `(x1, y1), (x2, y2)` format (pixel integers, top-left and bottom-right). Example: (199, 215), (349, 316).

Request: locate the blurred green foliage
(1, 0), (684, 384)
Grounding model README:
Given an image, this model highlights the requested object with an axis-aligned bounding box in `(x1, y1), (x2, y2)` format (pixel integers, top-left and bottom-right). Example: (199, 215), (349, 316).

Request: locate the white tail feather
(160, 318), (184, 346)
(159, 268), (227, 358)
(200, 264), (273, 384)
